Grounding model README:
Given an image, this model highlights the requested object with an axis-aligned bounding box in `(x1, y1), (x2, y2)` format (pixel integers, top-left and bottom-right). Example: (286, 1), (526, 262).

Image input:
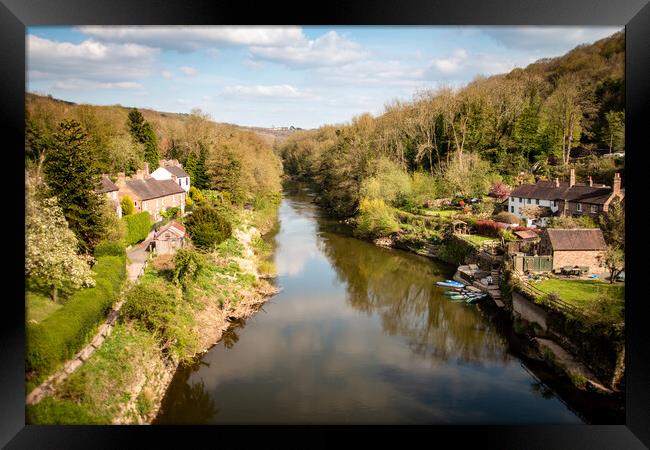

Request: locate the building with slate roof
(115, 163), (187, 221)
(150, 159), (191, 192)
(539, 228), (608, 274)
(95, 175), (122, 218)
(508, 169), (624, 227)
(153, 221), (186, 255)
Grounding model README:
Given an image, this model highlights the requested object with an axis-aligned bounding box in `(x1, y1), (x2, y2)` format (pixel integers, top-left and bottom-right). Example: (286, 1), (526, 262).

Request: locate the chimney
(613, 172), (621, 195)
(555, 177), (560, 188)
(588, 176), (593, 187)
(143, 162), (149, 177)
(569, 168), (576, 187)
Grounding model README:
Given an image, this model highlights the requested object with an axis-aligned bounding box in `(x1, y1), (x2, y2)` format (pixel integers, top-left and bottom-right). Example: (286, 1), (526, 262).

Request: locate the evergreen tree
(44, 119), (106, 254)
(127, 108), (160, 170)
(193, 143), (208, 189)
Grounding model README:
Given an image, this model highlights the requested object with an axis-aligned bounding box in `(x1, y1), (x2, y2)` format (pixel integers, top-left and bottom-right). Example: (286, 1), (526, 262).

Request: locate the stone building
(539, 228), (608, 274)
(95, 175), (122, 218)
(115, 163), (186, 222)
(153, 221), (186, 255)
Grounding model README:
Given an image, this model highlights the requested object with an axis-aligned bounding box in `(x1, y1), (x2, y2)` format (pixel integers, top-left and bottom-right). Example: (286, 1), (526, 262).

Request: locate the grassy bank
(26, 202), (280, 424)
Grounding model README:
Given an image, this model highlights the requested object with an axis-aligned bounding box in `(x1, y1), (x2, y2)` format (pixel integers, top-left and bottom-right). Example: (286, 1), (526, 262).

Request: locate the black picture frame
(2, 0), (649, 447)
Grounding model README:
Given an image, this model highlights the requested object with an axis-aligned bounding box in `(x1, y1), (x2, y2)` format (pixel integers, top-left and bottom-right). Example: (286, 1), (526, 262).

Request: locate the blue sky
(27, 26), (622, 129)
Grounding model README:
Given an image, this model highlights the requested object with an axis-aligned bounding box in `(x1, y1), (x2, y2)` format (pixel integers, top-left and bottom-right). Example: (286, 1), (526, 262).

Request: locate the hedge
(26, 255), (126, 380)
(94, 240), (126, 258)
(122, 212), (152, 246)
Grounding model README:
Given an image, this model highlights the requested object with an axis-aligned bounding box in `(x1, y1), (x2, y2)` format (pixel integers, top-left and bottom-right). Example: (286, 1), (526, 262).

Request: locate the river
(154, 182), (590, 424)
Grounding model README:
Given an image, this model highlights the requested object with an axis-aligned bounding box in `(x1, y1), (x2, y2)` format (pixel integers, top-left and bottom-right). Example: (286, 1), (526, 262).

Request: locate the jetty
(453, 264), (504, 308)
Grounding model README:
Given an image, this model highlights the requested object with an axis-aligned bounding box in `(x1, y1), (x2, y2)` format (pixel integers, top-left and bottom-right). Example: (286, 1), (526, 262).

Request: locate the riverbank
(26, 207), (280, 425)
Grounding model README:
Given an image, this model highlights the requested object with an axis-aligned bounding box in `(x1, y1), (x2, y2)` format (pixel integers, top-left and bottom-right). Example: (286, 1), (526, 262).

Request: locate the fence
(513, 255), (553, 273)
(513, 271), (584, 318)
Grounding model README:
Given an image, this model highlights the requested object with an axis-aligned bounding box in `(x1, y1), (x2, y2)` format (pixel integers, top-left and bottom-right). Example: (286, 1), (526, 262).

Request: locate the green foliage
(98, 200), (126, 242)
(184, 206), (232, 250)
(122, 212), (152, 246)
(93, 240), (126, 258)
(120, 195), (135, 216)
(26, 397), (108, 425)
(128, 109), (160, 169)
(189, 186), (204, 203)
(599, 199), (624, 250)
(121, 278), (199, 360)
(354, 198), (400, 238)
(43, 119), (105, 253)
(360, 157), (412, 207)
(172, 249), (206, 287)
(161, 207), (181, 220)
(26, 255), (126, 380)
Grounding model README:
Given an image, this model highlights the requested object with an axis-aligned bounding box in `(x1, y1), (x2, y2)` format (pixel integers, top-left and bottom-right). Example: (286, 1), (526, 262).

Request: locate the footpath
(26, 232), (155, 405)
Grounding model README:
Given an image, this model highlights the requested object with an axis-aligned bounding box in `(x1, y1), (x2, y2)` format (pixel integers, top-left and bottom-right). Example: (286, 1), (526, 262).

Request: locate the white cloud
(27, 34), (158, 85)
(161, 70), (174, 79)
(483, 27), (622, 54)
(426, 48), (516, 79)
(249, 31), (367, 68)
(76, 25), (305, 52)
(52, 79), (143, 90)
(179, 66), (198, 76)
(221, 84), (313, 99)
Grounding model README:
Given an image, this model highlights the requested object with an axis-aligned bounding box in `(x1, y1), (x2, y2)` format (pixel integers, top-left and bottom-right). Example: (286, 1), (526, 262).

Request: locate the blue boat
(436, 281), (465, 288)
(465, 294), (488, 304)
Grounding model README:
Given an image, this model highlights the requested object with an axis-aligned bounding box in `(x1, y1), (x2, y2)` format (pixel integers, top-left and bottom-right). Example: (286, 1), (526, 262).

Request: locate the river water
(154, 182), (588, 424)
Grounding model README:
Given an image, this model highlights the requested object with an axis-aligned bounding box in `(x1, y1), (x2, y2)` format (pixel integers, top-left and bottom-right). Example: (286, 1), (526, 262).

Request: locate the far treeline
(278, 31), (625, 217)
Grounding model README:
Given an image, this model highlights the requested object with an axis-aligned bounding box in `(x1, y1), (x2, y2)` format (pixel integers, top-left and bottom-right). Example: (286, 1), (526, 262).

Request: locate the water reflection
(155, 182), (583, 424)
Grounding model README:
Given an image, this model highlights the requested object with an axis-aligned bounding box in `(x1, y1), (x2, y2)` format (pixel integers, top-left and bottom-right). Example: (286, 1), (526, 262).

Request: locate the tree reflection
(317, 230), (508, 365)
(154, 367), (218, 424)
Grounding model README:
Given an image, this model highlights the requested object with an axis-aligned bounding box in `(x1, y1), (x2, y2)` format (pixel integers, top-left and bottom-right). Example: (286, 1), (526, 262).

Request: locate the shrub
(121, 278), (198, 360)
(122, 212), (152, 246)
(120, 195), (135, 216)
(354, 198), (400, 238)
(189, 186), (204, 203)
(471, 199), (495, 217)
(493, 211), (520, 224)
(172, 249), (206, 287)
(26, 255), (126, 379)
(184, 206), (232, 250)
(474, 219), (505, 237)
(93, 240), (126, 258)
(161, 207), (181, 220)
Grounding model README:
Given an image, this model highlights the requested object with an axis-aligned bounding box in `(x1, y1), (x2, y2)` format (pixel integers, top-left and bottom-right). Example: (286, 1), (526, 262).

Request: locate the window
(590, 205), (597, 213)
(535, 199), (540, 205)
(527, 198), (531, 204)
(510, 197), (513, 202)
(510, 206), (514, 213)
(552, 200), (557, 207)
(576, 203), (582, 212)
(518, 197), (522, 203)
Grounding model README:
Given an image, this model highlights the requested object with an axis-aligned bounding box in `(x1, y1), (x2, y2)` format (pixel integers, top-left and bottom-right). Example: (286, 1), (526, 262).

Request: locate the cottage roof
(544, 228), (607, 251)
(162, 165), (190, 178)
(155, 220), (186, 239)
(514, 230), (539, 240)
(96, 175), (119, 193)
(125, 178), (185, 201)
(510, 181), (617, 204)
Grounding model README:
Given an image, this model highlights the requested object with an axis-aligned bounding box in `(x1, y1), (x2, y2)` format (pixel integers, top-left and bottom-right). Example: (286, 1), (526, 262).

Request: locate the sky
(26, 26), (622, 129)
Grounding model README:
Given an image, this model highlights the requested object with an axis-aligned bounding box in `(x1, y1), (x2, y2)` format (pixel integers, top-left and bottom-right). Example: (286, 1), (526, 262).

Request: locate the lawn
(421, 208), (459, 218)
(534, 278), (624, 309)
(459, 234), (497, 247)
(26, 290), (61, 324)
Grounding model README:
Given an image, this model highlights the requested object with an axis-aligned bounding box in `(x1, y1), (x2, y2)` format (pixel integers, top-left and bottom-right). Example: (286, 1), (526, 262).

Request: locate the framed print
(2, 0), (649, 447)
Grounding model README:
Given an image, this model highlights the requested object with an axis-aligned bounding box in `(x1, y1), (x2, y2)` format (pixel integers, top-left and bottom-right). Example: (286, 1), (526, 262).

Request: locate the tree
(604, 110), (625, 153)
(128, 109), (160, 169)
(599, 199), (624, 250)
(488, 181), (512, 200)
(44, 119), (106, 254)
(120, 195), (135, 216)
(25, 112), (52, 182)
(603, 245), (624, 284)
(25, 182), (95, 302)
(184, 206), (232, 250)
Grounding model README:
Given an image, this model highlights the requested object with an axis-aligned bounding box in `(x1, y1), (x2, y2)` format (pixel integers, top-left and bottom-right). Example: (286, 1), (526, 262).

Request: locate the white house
(96, 175), (122, 219)
(150, 159), (191, 193)
(507, 170), (624, 228)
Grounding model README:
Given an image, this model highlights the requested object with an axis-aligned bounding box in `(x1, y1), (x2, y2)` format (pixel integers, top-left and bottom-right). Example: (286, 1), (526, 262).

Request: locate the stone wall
(512, 290), (549, 331)
(552, 250), (607, 273)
